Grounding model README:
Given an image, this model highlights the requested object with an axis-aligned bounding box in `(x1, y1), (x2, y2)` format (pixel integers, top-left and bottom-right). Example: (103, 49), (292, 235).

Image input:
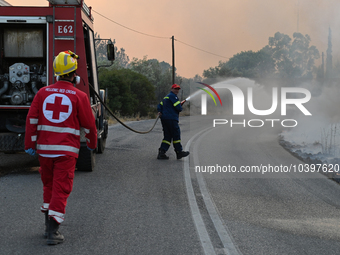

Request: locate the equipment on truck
(0, 0), (114, 171)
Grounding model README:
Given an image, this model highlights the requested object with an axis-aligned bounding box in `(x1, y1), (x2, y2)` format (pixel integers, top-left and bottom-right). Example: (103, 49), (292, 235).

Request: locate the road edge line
(184, 127), (216, 255)
(193, 128), (241, 255)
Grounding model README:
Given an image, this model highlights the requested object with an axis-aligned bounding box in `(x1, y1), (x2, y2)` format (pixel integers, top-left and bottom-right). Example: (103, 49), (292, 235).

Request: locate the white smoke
(281, 83), (340, 157)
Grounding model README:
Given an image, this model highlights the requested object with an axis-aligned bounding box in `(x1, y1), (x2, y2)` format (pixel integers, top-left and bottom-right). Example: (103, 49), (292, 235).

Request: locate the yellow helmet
(53, 50), (79, 76)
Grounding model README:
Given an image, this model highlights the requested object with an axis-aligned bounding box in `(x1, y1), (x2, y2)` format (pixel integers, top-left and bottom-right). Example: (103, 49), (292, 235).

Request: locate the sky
(7, 0), (340, 78)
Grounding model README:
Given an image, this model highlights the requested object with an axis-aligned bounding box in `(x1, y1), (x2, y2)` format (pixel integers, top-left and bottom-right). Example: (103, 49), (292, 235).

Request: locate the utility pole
(326, 27), (333, 80)
(172, 35), (175, 85)
(296, 0), (300, 32)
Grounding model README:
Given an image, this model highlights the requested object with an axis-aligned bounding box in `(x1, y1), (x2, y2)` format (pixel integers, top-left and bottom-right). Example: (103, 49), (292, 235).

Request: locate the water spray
(181, 96), (192, 105)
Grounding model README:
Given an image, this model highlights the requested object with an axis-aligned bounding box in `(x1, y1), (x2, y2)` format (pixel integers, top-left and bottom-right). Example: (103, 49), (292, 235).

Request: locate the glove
(87, 146), (95, 151)
(25, 148), (36, 156)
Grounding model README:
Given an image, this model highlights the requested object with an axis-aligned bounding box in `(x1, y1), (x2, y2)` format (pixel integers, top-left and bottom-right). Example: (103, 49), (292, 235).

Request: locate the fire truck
(0, 0), (113, 171)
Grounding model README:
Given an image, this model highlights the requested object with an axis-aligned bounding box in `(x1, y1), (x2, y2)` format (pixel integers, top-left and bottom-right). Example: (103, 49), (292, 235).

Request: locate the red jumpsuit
(25, 81), (97, 224)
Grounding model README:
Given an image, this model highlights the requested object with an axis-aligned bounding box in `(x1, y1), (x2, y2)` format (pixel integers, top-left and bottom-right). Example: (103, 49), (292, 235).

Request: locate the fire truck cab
(0, 0), (113, 171)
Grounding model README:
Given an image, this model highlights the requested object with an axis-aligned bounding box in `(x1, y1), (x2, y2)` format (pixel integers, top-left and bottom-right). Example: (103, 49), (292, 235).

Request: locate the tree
(174, 74), (203, 101)
(267, 32), (319, 84)
(225, 49), (275, 80)
(129, 56), (174, 102)
(98, 68), (155, 116)
(95, 32), (108, 62)
(254, 47), (276, 81)
(95, 33), (130, 70)
(202, 32), (319, 87)
(202, 61), (240, 83)
(290, 33), (317, 77)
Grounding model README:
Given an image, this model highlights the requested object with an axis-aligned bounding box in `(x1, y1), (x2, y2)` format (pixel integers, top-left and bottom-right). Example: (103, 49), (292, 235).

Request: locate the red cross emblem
(43, 94), (72, 123)
(46, 96), (69, 120)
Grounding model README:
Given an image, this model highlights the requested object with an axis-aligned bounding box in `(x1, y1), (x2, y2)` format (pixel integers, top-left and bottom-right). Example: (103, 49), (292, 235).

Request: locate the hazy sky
(8, 0), (340, 78)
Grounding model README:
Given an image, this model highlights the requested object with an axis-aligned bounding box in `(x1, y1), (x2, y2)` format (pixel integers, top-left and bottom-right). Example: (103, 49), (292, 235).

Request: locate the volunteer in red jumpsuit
(25, 50), (97, 245)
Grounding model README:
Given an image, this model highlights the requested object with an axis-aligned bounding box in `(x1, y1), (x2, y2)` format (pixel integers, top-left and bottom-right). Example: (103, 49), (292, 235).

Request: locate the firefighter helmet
(53, 50), (79, 76)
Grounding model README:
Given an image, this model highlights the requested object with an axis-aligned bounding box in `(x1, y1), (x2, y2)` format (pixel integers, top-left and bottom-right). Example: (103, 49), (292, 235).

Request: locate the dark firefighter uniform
(157, 84), (189, 160)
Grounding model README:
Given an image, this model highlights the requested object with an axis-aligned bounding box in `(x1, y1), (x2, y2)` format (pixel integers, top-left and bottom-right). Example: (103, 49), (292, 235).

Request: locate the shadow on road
(0, 152), (40, 177)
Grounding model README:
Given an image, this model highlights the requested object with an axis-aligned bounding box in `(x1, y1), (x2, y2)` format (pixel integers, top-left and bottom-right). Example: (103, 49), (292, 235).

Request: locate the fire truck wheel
(97, 136), (106, 154)
(76, 145), (95, 171)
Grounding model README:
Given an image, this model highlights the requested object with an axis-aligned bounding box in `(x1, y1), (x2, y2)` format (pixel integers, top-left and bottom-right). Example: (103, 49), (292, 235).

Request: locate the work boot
(157, 148), (169, 160)
(47, 217), (64, 245)
(176, 151), (190, 159)
(44, 211), (48, 238)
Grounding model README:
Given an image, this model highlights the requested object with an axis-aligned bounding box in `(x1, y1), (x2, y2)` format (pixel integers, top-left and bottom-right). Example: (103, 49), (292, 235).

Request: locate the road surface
(1, 116), (340, 255)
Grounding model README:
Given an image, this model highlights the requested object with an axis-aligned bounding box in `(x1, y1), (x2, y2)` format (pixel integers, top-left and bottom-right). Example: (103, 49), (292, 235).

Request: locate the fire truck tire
(97, 120), (108, 154)
(97, 136), (106, 154)
(76, 145), (95, 172)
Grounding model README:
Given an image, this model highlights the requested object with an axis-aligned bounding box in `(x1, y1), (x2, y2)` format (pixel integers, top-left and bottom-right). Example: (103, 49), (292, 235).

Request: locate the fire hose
(88, 83), (159, 134)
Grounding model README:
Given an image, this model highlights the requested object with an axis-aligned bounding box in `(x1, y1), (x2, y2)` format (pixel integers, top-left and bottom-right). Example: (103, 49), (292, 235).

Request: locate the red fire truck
(0, 0), (113, 171)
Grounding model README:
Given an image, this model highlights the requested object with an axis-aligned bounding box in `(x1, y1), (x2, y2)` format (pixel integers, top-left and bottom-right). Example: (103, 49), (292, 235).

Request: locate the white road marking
(193, 128), (241, 255)
(184, 128), (216, 255)
(184, 127), (241, 255)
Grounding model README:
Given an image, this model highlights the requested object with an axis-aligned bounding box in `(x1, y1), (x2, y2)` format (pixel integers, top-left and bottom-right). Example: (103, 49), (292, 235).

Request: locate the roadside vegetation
(95, 29), (340, 179)
(96, 30), (336, 118)
(96, 31), (340, 160)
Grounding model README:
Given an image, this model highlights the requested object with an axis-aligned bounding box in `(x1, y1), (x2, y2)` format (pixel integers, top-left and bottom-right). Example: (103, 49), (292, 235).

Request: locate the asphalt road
(1, 116), (340, 255)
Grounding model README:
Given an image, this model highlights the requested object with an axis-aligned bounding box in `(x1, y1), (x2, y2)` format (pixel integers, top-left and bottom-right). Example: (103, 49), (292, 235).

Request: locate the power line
(92, 9), (229, 59)
(92, 9), (170, 40)
(175, 39), (229, 59)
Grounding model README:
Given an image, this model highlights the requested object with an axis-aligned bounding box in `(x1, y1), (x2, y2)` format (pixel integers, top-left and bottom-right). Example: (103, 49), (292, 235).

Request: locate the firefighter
(24, 50), (97, 245)
(157, 84), (189, 159)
